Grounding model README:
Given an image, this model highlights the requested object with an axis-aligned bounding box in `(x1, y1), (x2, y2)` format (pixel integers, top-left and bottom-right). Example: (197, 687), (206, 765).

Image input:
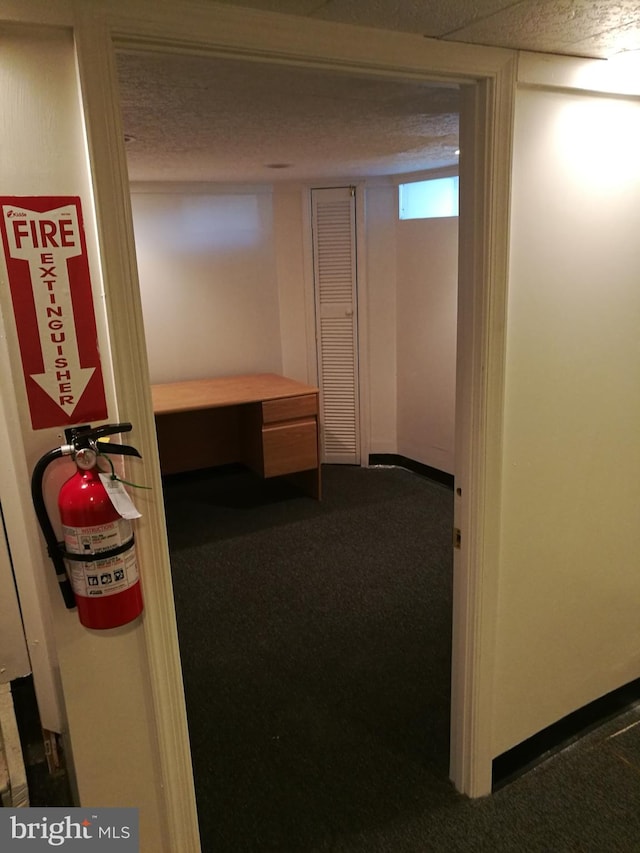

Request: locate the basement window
(398, 176), (459, 220)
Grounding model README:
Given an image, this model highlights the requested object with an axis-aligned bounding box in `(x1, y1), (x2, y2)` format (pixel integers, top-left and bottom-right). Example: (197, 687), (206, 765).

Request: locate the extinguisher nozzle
(32, 446), (77, 610)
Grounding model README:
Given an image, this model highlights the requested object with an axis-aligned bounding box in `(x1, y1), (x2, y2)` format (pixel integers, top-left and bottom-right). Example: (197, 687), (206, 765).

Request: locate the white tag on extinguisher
(98, 474), (142, 519)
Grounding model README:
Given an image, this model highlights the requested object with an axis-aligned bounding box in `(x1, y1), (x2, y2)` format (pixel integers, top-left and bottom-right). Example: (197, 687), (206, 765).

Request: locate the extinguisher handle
(66, 422), (142, 459)
(97, 441), (142, 459)
(66, 421), (133, 446)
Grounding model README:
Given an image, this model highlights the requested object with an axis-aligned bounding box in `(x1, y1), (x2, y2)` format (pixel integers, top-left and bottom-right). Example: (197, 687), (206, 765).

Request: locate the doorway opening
(90, 10), (515, 809)
(114, 49), (461, 838)
(115, 54), (459, 844)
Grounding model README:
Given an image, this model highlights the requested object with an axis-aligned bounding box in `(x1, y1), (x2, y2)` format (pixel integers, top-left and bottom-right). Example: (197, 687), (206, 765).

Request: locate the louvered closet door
(311, 187), (360, 464)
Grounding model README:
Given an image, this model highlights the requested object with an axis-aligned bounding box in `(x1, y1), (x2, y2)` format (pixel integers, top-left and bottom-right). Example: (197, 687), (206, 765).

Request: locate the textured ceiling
(117, 52), (460, 183)
(211, 0), (640, 58)
(117, 1), (640, 183)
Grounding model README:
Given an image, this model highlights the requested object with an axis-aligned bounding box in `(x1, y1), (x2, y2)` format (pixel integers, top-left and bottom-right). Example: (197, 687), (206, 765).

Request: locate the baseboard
(368, 453), (454, 489)
(492, 676), (640, 790)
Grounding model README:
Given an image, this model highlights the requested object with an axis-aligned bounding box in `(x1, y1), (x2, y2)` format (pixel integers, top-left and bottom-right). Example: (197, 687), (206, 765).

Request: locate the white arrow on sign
(4, 205), (95, 416)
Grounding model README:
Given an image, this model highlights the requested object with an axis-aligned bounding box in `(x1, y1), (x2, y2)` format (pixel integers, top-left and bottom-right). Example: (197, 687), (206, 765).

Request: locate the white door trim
(72, 9), (200, 851)
(354, 183), (371, 467)
(450, 68), (516, 796)
(74, 0), (515, 817)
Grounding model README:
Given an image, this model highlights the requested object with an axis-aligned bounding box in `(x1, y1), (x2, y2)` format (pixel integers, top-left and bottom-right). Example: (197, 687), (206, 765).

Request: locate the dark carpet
(164, 465), (640, 852)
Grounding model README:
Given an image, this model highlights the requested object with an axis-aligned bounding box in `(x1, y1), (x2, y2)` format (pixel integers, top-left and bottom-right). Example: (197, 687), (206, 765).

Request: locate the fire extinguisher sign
(0, 196), (108, 429)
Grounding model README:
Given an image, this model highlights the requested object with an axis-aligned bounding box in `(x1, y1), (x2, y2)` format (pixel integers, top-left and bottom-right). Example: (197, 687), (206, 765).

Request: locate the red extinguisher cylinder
(59, 467), (143, 630)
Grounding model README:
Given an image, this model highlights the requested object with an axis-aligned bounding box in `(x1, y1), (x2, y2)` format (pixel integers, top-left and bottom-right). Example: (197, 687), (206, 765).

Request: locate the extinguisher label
(62, 519), (139, 599)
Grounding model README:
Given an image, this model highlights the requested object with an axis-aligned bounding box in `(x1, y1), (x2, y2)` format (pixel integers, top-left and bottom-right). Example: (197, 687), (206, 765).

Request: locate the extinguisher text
(38, 251), (76, 407)
(0, 200), (103, 424)
(11, 216), (76, 250)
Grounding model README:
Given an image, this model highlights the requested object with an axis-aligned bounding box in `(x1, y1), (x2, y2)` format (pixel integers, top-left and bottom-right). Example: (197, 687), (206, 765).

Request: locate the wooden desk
(151, 374), (321, 498)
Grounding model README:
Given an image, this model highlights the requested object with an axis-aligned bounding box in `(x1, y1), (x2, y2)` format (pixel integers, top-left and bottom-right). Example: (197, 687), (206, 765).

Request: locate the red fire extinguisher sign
(0, 196), (108, 429)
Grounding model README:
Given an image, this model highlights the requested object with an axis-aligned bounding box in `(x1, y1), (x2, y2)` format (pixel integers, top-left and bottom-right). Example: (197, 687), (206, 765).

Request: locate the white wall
(364, 184), (398, 455)
(273, 186), (313, 383)
(131, 187), (282, 383)
(493, 84), (640, 756)
(396, 215), (458, 473)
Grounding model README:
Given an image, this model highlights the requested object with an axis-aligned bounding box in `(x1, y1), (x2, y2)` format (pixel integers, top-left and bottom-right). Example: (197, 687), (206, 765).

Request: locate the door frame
(69, 0), (515, 829)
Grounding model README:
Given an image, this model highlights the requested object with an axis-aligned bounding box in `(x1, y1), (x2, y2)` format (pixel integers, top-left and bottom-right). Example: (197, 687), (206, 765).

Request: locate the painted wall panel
(396, 216), (458, 473)
(493, 86), (640, 756)
(130, 189), (282, 383)
(0, 505), (30, 684)
(273, 187), (312, 383)
(365, 185), (398, 455)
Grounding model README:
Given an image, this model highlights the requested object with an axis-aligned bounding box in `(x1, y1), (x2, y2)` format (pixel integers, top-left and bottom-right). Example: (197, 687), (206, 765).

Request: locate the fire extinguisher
(31, 422), (144, 630)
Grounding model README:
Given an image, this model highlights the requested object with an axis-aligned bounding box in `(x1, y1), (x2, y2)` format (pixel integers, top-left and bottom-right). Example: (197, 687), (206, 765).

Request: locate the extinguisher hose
(31, 448), (76, 610)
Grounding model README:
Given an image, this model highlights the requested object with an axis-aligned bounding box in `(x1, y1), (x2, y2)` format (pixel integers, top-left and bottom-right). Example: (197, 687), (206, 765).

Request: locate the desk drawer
(262, 419), (318, 477)
(262, 394), (317, 424)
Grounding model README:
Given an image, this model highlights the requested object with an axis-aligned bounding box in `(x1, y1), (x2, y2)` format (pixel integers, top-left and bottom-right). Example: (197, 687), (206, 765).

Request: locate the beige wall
(131, 187), (283, 383)
(273, 186), (314, 383)
(396, 215), (458, 473)
(493, 84), (640, 755)
(364, 184), (398, 455)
